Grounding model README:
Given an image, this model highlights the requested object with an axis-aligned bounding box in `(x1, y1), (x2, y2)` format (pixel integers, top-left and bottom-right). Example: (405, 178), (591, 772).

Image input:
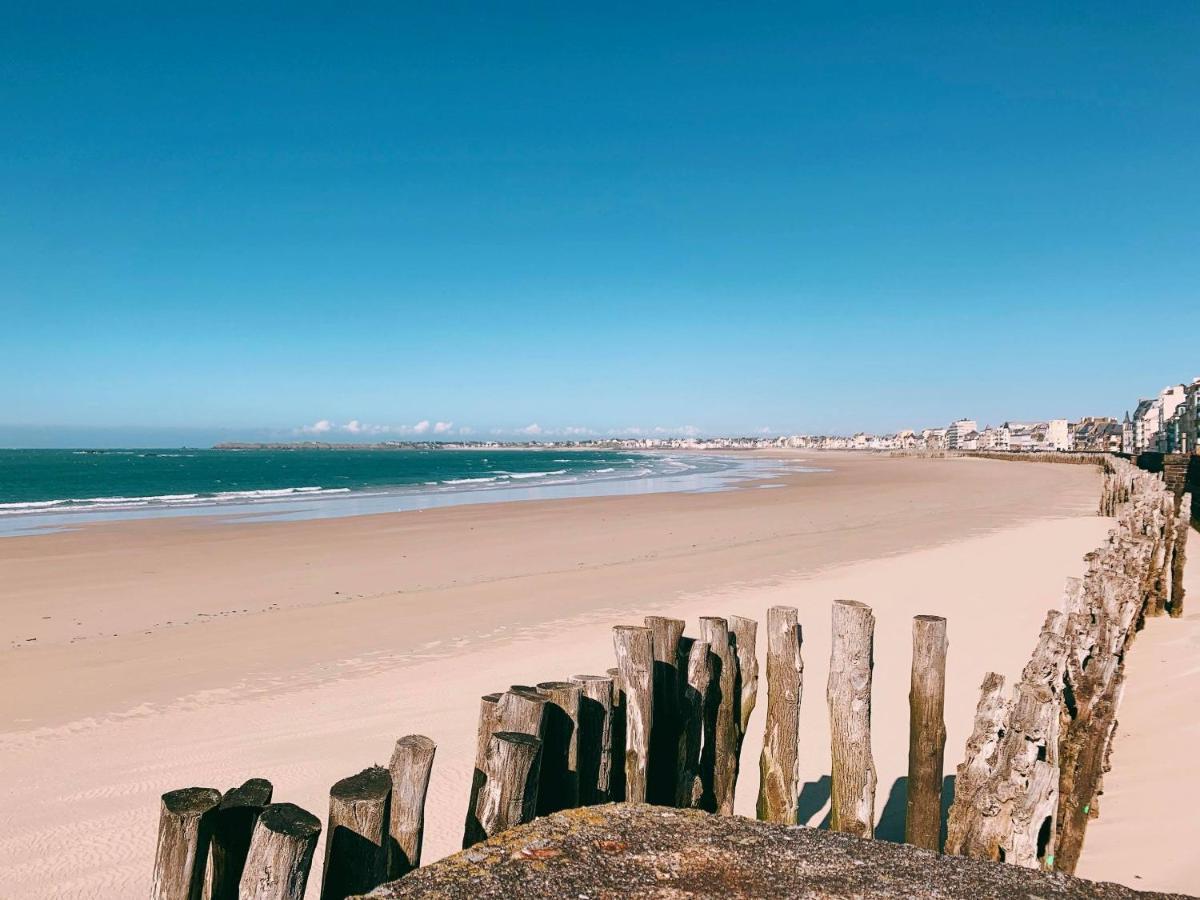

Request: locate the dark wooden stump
(239, 802), (321, 900)
(388, 734), (436, 877)
(320, 766), (391, 900)
(151, 786), (221, 900)
(906, 615), (947, 851)
(210, 778), (273, 900)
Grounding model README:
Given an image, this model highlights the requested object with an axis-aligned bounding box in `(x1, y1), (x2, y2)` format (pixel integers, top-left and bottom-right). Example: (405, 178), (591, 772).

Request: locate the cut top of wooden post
(152, 786), (222, 900)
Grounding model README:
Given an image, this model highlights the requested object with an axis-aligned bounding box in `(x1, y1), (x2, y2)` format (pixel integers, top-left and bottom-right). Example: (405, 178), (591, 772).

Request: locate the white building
(1046, 419), (1072, 451)
(946, 419), (978, 450)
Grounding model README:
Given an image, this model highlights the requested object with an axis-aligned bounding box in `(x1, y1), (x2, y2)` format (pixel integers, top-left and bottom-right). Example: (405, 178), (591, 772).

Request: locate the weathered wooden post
(607, 666), (627, 801)
(320, 766), (391, 900)
(906, 615), (948, 852)
(644, 615), (685, 805)
(238, 803), (322, 900)
(499, 686), (549, 737)
(463, 692), (501, 848)
(475, 731), (543, 839)
(1170, 492), (1191, 618)
(210, 778), (273, 900)
(151, 786), (221, 900)
(827, 599), (877, 838)
(612, 624), (655, 803)
(699, 616), (739, 814)
(730, 614), (759, 750)
(676, 637), (713, 808)
(757, 606), (803, 824)
(387, 734), (436, 878)
(570, 673), (614, 805)
(535, 680), (582, 813)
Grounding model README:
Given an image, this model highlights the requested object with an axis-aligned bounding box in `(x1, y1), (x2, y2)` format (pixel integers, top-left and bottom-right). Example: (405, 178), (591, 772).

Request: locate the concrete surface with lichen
(356, 803), (1191, 899)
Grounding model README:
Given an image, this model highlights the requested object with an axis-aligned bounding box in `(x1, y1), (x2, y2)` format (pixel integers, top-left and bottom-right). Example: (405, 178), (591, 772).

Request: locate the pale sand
(0, 453), (1179, 898)
(1075, 525), (1200, 895)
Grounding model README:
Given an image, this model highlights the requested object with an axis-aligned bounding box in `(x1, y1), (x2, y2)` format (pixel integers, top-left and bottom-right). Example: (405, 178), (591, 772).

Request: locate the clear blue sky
(3, 2), (1198, 446)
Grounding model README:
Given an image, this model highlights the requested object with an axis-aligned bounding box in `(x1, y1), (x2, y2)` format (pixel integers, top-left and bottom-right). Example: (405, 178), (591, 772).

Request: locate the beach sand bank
(0, 453), (1187, 897)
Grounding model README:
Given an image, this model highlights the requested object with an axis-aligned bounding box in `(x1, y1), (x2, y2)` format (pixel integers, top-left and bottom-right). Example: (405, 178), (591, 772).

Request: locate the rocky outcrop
(357, 804), (1189, 899)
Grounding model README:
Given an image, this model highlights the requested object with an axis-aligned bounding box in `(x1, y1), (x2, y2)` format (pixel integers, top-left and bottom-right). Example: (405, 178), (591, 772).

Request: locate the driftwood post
(210, 778), (273, 900)
(462, 692), (501, 848)
(644, 615), (684, 805)
(612, 624), (655, 803)
(699, 616), (739, 814)
(238, 802), (322, 900)
(535, 680), (582, 814)
(757, 606), (803, 824)
(570, 673), (614, 805)
(677, 637), (713, 808)
(827, 599), (877, 838)
(499, 686), (549, 737)
(730, 614), (760, 750)
(607, 666), (627, 801)
(906, 615), (948, 852)
(1170, 492), (1191, 618)
(151, 786), (221, 900)
(387, 734), (436, 878)
(475, 731), (543, 839)
(320, 766), (391, 900)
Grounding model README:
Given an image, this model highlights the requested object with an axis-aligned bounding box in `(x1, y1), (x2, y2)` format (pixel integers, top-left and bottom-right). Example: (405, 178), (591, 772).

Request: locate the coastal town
(215, 375), (1200, 457)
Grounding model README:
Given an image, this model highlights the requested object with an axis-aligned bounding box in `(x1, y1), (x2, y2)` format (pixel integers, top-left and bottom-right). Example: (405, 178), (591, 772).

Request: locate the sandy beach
(0, 453), (1193, 897)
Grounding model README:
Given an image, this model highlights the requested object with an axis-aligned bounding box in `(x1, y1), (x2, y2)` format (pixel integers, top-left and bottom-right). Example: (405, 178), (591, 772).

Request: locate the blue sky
(3, 2), (1198, 446)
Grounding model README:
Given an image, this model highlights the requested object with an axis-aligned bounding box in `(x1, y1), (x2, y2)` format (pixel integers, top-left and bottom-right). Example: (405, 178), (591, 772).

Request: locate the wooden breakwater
(149, 454), (1193, 899)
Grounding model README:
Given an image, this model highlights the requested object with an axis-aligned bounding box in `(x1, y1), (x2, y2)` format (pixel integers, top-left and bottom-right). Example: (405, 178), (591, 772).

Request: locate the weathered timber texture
(534, 681), (582, 814)
(151, 786), (221, 900)
(1170, 492), (1191, 617)
(462, 692), (501, 848)
(211, 778), (273, 900)
(570, 673), (614, 805)
(321, 766), (392, 900)
(358, 803), (1187, 900)
(677, 638), (712, 808)
(946, 611), (1066, 868)
(612, 625), (655, 803)
(699, 616), (739, 814)
(729, 614), (759, 748)
(239, 802), (321, 900)
(474, 731), (543, 839)
(644, 615), (685, 806)
(827, 599), (876, 838)
(606, 666), (627, 802)
(757, 605), (803, 824)
(498, 686), (548, 738)
(387, 734), (436, 878)
(906, 615), (947, 852)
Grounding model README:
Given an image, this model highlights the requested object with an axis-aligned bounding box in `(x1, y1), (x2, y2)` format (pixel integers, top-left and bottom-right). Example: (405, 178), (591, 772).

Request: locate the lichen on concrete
(356, 803), (1190, 899)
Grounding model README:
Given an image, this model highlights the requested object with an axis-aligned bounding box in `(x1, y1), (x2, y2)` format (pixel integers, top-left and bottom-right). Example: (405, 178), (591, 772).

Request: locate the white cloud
(757, 426), (773, 434)
(296, 418), (466, 438)
(344, 419), (364, 434)
(520, 423), (543, 435)
(458, 426), (474, 435)
(433, 421), (454, 434)
(301, 419), (334, 434)
(412, 420), (431, 434)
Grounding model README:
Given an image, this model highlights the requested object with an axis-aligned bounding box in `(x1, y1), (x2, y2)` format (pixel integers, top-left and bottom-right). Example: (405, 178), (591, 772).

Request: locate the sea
(0, 448), (804, 537)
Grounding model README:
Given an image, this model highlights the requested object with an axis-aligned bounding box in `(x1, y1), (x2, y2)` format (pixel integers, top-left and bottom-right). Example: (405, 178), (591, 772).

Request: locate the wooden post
(475, 731), (543, 839)
(699, 616), (739, 814)
(827, 599), (877, 838)
(499, 686), (548, 738)
(570, 674), (614, 805)
(906, 615), (948, 852)
(612, 624), (655, 803)
(238, 803), (322, 900)
(320, 766), (391, 900)
(210, 778), (273, 900)
(677, 638), (713, 808)
(151, 786), (221, 900)
(387, 734), (436, 878)
(462, 692), (501, 848)
(730, 614), (760, 748)
(607, 666), (627, 801)
(757, 606), (803, 824)
(1170, 492), (1191, 617)
(535, 680), (582, 813)
(644, 615), (685, 806)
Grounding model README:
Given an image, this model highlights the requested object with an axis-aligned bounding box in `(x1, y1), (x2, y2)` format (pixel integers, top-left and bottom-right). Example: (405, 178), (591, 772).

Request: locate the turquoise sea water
(0, 448), (798, 536)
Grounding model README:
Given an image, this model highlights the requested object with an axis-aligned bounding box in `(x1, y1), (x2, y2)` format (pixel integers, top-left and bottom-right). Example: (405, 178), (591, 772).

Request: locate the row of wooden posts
(946, 457), (1190, 873)
(151, 454), (1191, 899)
